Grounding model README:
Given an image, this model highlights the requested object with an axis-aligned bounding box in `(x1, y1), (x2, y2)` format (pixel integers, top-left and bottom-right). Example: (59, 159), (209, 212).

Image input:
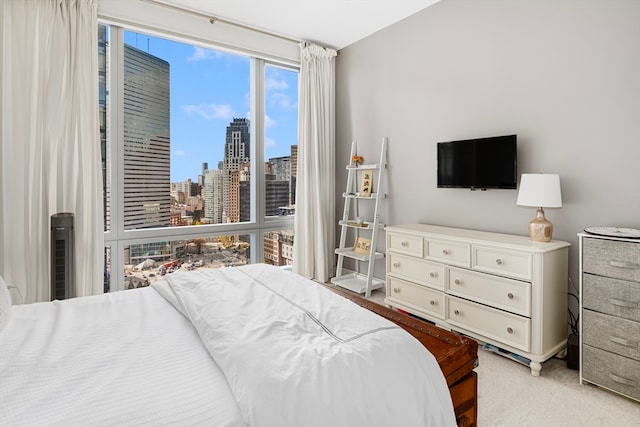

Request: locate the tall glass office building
(123, 44), (170, 230)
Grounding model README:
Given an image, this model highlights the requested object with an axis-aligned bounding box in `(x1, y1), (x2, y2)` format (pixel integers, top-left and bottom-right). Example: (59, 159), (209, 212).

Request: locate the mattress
(0, 286), (246, 427)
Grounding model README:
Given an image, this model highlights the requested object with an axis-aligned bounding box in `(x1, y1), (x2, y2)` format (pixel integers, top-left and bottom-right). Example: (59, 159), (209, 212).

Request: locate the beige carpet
(476, 347), (640, 426)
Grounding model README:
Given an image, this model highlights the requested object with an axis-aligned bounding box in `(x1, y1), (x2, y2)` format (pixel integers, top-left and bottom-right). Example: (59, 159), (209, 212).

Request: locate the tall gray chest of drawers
(579, 233), (640, 401)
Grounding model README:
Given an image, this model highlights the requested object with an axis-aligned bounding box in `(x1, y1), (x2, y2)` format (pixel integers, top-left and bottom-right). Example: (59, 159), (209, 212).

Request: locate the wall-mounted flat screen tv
(437, 134), (517, 190)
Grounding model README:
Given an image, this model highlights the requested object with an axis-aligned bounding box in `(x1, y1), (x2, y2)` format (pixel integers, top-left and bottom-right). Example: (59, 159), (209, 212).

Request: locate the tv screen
(437, 135), (517, 190)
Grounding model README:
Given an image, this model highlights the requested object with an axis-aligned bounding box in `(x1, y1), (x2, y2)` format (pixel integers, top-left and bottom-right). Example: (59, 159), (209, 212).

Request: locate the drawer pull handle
(495, 258), (504, 265)
(507, 293), (514, 300)
(454, 279), (462, 285)
(609, 299), (638, 309)
(609, 260), (640, 269)
(609, 373), (636, 387)
(430, 300), (436, 306)
(429, 272), (437, 278)
(609, 336), (636, 348)
(393, 288), (400, 293)
(401, 241), (409, 247)
(454, 309), (461, 316)
(507, 327), (514, 334)
(393, 262), (400, 268)
(442, 249), (450, 255)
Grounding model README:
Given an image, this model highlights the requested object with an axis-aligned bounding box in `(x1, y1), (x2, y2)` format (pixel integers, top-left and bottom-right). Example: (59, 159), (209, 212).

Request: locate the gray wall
(335, 0), (640, 291)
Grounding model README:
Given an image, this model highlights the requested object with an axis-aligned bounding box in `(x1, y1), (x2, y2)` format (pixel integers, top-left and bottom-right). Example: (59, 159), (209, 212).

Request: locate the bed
(0, 264), (477, 427)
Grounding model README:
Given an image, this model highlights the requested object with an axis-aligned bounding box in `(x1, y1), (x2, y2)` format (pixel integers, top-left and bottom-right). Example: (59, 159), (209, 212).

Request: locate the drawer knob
(429, 272), (437, 278)
(609, 373), (636, 387)
(454, 309), (461, 316)
(393, 262), (400, 268)
(401, 241), (409, 247)
(442, 249), (450, 255)
(507, 293), (514, 300)
(507, 327), (514, 334)
(393, 287), (400, 293)
(454, 279), (462, 285)
(430, 300), (436, 306)
(609, 298), (638, 309)
(609, 336), (633, 347)
(609, 260), (640, 269)
(495, 258), (504, 265)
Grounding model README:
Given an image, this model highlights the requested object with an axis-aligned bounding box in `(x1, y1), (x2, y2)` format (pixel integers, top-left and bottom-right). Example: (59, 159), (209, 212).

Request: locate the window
(100, 24), (298, 291)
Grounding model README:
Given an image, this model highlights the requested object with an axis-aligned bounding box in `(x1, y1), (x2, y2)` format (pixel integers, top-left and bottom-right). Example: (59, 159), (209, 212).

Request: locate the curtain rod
(141, 0), (301, 44)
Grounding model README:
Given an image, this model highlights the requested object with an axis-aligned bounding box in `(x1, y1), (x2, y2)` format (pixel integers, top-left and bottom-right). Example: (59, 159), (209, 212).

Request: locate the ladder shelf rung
(335, 248), (385, 262)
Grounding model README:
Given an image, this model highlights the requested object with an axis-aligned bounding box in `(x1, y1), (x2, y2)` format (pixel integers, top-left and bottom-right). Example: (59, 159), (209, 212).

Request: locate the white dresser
(385, 224), (570, 376)
(579, 233), (640, 401)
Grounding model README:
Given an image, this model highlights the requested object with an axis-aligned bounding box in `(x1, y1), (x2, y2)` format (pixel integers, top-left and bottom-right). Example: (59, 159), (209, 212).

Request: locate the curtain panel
(292, 42), (337, 283)
(0, 0), (103, 303)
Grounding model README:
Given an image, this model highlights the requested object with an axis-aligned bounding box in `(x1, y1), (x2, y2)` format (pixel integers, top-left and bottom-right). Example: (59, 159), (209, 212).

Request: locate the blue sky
(124, 31), (299, 182)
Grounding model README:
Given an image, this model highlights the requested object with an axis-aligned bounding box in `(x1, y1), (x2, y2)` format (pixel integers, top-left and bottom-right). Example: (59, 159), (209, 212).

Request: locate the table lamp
(516, 174), (562, 242)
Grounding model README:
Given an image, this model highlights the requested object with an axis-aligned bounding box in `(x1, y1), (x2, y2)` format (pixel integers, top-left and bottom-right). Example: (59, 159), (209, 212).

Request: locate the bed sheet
(0, 286), (246, 427)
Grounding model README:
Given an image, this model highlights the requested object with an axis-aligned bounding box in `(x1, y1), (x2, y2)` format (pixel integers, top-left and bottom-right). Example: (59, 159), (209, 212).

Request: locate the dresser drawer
(426, 239), (470, 268)
(582, 273), (640, 322)
(583, 310), (640, 361)
(388, 232), (424, 257)
(388, 277), (445, 319)
(447, 296), (530, 352)
(448, 267), (531, 317)
(583, 345), (640, 401)
(388, 253), (445, 290)
(583, 238), (640, 283)
(472, 246), (532, 281)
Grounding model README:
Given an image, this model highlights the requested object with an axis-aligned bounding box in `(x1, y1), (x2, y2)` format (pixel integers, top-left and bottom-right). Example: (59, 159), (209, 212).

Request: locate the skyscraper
(204, 169), (223, 224)
(123, 44), (170, 231)
(223, 118), (250, 222)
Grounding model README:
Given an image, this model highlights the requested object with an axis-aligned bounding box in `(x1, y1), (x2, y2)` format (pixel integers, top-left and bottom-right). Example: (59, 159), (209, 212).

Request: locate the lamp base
(529, 207), (553, 242)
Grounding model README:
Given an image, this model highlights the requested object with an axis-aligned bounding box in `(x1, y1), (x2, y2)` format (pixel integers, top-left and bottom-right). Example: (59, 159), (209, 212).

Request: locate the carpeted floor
(360, 287), (639, 426)
(475, 343), (639, 426)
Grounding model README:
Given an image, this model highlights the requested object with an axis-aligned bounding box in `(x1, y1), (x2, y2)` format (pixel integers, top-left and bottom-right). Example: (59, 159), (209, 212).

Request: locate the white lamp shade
(516, 174), (562, 208)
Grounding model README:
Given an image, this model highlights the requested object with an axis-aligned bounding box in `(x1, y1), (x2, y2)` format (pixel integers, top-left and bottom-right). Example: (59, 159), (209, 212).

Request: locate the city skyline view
(124, 31), (299, 182)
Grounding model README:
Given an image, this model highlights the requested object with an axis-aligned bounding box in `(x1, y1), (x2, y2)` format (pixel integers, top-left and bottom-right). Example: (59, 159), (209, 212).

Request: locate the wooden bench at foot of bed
(326, 285), (479, 427)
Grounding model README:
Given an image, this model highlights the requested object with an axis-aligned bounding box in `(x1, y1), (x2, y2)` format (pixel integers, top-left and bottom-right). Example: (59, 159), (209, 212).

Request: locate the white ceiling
(154, 0), (440, 50)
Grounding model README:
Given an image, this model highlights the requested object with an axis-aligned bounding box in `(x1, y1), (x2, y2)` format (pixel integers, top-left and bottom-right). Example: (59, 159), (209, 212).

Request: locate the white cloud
(265, 114), (276, 129)
(174, 149), (186, 156)
(270, 93), (296, 109)
(265, 136), (276, 149)
(188, 46), (224, 62)
(182, 103), (235, 121)
(265, 76), (288, 91)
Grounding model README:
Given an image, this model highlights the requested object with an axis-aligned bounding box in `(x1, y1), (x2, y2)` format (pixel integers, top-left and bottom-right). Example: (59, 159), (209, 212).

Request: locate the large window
(100, 24), (298, 291)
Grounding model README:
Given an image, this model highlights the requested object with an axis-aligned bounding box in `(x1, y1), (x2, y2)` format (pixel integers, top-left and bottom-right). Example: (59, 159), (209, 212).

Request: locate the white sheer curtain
(0, 0), (103, 303)
(292, 42), (337, 283)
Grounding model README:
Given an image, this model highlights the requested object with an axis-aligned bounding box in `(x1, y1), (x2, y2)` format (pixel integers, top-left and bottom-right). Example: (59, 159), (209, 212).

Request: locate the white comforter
(153, 264), (456, 427)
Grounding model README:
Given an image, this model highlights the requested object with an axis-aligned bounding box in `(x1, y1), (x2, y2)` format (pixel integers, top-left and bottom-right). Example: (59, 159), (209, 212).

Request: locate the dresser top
(386, 223), (571, 252)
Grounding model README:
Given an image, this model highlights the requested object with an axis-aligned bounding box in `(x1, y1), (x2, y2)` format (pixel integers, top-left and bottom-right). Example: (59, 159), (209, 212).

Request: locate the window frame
(102, 23), (297, 292)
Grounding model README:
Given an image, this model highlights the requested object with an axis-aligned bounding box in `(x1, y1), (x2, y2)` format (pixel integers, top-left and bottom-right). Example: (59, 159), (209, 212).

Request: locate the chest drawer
(582, 310), (640, 361)
(472, 246), (532, 281)
(447, 296), (530, 352)
(448, 267), (531, 317)
(582, 345), (640, 401)
(388, 253), (445, 290)
(582, 274), (640, 322)
(388, 277), (445, 319)
(583, 238), (640, 283)
(426, 239), (470, 268)
(388, 232), (424, 257)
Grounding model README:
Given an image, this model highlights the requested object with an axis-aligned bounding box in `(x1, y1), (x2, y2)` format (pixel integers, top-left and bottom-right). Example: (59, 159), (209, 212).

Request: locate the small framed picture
(359, 170), (373, 197)
(353, 237), (372, 254)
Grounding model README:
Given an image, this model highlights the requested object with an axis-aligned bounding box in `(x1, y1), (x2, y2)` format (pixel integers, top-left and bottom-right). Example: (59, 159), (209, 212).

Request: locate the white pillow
(0, 275), (12, 332)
